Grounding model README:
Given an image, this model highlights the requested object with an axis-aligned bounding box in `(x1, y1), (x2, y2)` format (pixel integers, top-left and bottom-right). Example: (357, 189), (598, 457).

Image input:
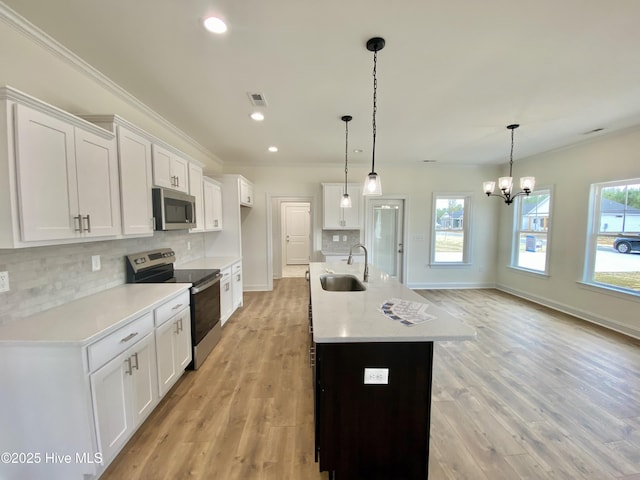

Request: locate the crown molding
(0, 2), (223, 167)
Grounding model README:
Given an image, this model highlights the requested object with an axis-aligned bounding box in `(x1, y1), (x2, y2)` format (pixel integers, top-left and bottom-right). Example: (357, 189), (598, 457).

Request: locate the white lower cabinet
(232, 261), (243, 310)
(91, 329), (158, 464)
(155, 301), (192, 397)
(220, 267), (233, 325)
(0, 286), (191, 480)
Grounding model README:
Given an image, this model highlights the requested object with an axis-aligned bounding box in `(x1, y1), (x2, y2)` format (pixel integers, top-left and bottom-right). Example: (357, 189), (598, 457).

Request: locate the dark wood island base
(315, 341), (434, 480)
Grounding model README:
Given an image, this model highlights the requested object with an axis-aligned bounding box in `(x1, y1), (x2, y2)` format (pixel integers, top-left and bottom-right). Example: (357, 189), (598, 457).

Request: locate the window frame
(510, 186), (553, 276)
(430, 192), (473, 267)
(583, 178), (640, 297)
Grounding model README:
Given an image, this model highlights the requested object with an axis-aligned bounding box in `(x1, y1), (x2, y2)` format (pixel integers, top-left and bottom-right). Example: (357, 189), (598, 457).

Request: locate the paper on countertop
(379, 298), (437, 326)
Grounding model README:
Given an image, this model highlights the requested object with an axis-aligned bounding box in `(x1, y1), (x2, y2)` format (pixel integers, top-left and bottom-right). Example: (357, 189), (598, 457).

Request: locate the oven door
(191, 274), (222, 345)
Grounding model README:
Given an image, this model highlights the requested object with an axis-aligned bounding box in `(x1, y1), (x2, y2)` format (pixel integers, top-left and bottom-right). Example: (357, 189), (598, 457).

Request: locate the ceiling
(4, 0), (640, 171)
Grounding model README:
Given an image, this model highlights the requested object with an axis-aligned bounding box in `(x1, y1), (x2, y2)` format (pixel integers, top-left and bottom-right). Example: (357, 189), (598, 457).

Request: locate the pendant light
(483, 124), (535, 205)
(363, 37), (385, 196)
(340, 115), (353, 208)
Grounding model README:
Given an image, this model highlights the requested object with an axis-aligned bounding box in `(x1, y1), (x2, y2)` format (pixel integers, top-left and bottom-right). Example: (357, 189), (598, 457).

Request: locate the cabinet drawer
(232, 262), (242, 274)
(155, 290), (190, 327)
(88, 312), (153, 372)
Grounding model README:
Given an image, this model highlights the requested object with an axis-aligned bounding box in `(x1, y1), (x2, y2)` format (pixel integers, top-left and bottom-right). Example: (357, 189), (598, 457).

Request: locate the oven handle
(191, 273), (222, 294)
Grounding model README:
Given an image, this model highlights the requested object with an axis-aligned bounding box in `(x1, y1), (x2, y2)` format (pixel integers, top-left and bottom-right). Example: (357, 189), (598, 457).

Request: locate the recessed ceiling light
(250, 112), (264, 121)
(268, 146), (278, 152)
(203, 16), (227, 34)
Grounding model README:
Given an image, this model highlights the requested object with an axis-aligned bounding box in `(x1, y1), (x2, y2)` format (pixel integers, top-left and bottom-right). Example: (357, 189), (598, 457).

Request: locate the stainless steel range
(126, 248), (221, 369)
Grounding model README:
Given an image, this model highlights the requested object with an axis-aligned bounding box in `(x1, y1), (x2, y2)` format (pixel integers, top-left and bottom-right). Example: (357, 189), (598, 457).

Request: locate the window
(511, 188), (552, 274)
(585, 179), (640, 294)
(431, 194), (471, 264)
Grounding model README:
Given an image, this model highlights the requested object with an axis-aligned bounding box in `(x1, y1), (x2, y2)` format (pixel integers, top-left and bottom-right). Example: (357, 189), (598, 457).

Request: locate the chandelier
(483, 124), (535, 205)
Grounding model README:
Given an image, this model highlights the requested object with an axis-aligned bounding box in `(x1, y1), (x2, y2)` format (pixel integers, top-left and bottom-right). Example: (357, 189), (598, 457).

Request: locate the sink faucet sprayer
(347, 243), (368, 282)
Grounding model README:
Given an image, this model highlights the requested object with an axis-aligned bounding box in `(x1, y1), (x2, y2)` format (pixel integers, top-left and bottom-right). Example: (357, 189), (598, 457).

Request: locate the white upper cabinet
(240, 177), (254, 207)
(189, 163), (204, 232)
(74, 128), (121, 237)
(14, 104), (78, 241)
(203, 177), (223, 231)
(13, 102), (120, 242)
(322, 183), (361, 229)
(152, 144), (189, 193)
(116, 125), (154, 236)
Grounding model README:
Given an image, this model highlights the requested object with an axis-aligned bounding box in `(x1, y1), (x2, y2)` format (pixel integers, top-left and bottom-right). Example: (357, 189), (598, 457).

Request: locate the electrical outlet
(342, 235), (347, 241)
(187, 241), (191, 251)
(332, 235), (339, 242)
(91, 255), (101, 272)
(0, 271), (9, 293)
(364, 367), (389, 385)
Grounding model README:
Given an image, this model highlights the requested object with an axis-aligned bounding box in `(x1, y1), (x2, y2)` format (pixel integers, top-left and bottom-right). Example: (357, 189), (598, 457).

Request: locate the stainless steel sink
(319, 274), (366, 292)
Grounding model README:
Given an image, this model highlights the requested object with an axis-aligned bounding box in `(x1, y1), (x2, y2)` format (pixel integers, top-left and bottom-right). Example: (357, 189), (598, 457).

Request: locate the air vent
(247, 92), (268, 107)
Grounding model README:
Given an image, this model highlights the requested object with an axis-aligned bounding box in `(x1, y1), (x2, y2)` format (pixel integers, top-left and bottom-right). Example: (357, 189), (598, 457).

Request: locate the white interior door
(282, 202), (310, 265)
(366, 199), (405, 281)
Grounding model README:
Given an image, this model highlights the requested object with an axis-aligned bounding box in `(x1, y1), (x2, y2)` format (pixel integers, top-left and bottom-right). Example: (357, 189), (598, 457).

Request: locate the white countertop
(310, 262), (476, 343)
(0, 283), (190, 345)
(178, 256), (241, 270)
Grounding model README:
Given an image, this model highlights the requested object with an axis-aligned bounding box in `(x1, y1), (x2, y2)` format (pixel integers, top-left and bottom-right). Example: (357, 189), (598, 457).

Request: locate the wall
(0, 231), (205, 325)
(224, 162), (501, 291)
(495, 126), (640, 338)
(0, 5), (222, 175)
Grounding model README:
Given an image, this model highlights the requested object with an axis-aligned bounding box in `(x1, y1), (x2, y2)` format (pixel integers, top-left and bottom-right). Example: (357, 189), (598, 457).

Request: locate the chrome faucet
(347, 243), (369, 282)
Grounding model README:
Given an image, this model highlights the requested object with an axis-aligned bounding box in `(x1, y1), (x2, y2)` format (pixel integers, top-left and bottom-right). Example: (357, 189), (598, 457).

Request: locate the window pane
(514, 191), (550, 273)
(590, 181), (640, 293)
(434, 197), (466, 263)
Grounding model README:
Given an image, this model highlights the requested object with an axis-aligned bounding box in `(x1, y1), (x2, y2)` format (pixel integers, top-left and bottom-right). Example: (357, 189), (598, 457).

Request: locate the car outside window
(585, 179), (640, 294)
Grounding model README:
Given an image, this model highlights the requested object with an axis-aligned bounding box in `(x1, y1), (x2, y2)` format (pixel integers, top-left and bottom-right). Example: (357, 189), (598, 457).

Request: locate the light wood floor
(101, 280), (640, 480)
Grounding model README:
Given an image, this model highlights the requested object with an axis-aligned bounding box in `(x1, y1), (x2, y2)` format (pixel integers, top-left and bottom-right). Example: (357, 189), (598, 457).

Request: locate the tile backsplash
(0, 231), (205, 325)
(321, 230), (361, 253)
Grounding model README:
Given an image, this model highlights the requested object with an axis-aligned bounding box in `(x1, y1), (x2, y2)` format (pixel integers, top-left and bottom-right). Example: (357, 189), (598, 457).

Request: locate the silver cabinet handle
(236, 274), (241, 281)
(225, 283), (230, 292)
(131, 352), (139, 371)
(174, 320), (180, 335)
(125, 357), (133, 376)
(178, 318), (183, 333)
(120, 332), (138, 343)
(83, 214), (91, 233)
(309, 345), (315, 368)
(171, 303), (184, 311)
(74, 215), (82, 232)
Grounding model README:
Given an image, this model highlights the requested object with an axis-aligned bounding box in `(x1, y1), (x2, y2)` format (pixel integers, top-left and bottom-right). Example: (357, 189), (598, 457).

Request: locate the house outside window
(511, 188), (552, 274)
(431, 194), (471, 265)
(585, 179), (640, 294)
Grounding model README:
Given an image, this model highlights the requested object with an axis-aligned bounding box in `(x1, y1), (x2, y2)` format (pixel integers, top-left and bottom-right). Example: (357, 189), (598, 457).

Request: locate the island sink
(319, 274), (366, 292)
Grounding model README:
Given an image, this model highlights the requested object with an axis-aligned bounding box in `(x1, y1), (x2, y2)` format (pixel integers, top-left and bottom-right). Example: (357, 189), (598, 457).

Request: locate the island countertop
(310, 262), (476, 343)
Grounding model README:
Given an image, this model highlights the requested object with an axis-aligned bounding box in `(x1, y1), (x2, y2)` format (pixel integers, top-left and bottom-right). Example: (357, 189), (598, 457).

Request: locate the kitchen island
(309, 262), (475, 480)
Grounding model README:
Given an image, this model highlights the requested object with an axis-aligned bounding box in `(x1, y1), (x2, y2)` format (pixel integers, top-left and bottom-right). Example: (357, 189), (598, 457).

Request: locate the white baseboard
(243, 283), (271, 292)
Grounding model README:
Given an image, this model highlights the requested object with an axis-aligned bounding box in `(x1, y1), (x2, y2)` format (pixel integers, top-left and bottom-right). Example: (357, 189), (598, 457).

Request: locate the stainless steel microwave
(152, 187), (196, 231)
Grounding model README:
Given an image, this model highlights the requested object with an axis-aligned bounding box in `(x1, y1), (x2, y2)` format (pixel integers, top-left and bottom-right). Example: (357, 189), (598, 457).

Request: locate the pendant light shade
(363, 37), (385, 196)
(340, 115), (353, 208)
